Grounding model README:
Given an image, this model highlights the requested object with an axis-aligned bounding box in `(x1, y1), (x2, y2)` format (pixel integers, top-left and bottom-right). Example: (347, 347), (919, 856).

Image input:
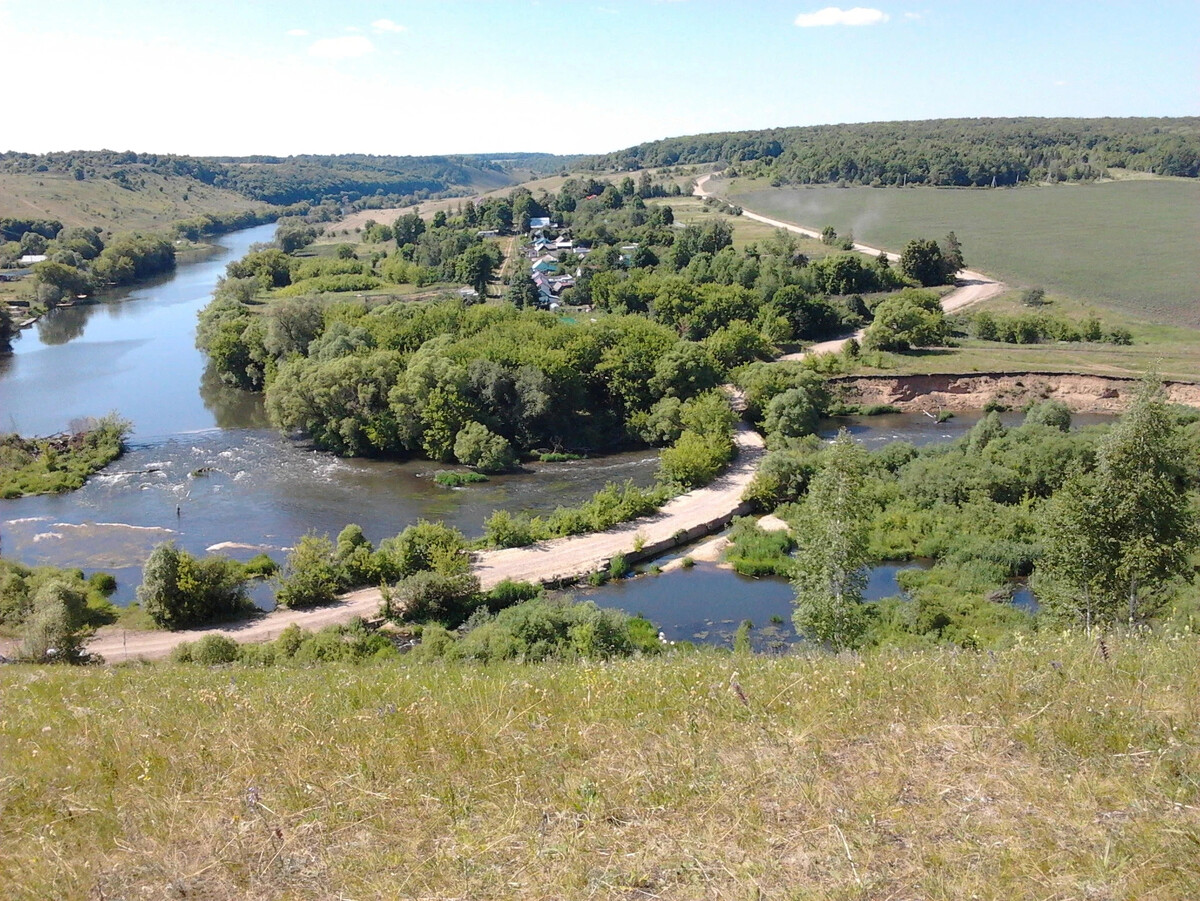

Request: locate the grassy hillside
(0, 170), (264, 235)
(2, 634), (1197, 899)
(727, 179), (1200, 328)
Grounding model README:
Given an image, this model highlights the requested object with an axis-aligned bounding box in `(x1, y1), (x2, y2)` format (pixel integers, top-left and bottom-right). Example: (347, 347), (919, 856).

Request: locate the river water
(0, 226), (1103, 625)
(0, 225), (658, 600)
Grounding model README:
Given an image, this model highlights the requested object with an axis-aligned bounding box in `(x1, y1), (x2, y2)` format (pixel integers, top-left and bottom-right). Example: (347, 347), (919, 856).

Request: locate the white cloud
(903, 11), (921, 19)
(371, 18), (406, 34)
(794, 7), (889, 27)
(285, 28), (308, 37)
(308, 35), (375, 59)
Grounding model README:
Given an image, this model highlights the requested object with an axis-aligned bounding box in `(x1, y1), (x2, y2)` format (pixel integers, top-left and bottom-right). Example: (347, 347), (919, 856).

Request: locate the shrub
(275, 533), (342, 609)
(191, 634), (240, 665)
(137, 543), (252, 629)
(434, 470), (489, 487)
(391, 571), (482, 625)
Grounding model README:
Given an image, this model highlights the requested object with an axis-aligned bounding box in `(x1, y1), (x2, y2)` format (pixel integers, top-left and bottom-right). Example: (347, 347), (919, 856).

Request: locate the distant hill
(0, 150), (583, 228)
(586, 116), (1200, 186)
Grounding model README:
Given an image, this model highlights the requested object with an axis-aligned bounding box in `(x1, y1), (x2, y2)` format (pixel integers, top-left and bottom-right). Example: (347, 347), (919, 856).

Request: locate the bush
(725, 518), (796, 577)
(426, 597), (662, 663)
(275, 533), (342, 609)
(391, 570), (482, 625)
(137, 543), (252, 629)
(658, 430), (732, 488)
(377, 521), (469, 580)
(193, 634), (240, 665)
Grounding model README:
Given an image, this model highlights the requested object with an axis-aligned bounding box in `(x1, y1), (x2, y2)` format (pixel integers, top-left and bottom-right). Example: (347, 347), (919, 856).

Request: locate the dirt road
(694, 173), (1007, 349)
(86, 422), (765, 661)
(473, 421), (763, 589)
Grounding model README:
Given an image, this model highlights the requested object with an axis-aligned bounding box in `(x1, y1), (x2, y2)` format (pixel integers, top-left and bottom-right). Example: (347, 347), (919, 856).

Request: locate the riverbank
(0, 415), (131, 498)
(829, 371), (1200, 414)
(85, 422), (765, 661)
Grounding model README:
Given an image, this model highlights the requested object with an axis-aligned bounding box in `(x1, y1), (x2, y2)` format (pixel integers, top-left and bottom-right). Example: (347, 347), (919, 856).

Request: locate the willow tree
(790, 430), (872, 650)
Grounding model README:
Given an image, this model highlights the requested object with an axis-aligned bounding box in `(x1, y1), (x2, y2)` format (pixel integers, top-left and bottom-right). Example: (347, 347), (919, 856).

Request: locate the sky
(2, 0), (1197, 158)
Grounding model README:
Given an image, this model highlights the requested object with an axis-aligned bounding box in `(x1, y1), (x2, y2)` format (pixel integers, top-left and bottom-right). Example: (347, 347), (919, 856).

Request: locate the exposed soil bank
(830, 372), (1200, 414)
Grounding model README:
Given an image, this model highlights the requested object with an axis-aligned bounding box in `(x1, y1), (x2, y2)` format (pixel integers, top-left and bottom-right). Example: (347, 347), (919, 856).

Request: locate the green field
(727, 178), (1200, 327)
(856, 290), (1200, 382)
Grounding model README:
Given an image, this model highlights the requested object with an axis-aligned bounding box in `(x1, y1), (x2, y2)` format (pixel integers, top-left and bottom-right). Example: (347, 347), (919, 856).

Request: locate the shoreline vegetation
(0, 414), (131, 498)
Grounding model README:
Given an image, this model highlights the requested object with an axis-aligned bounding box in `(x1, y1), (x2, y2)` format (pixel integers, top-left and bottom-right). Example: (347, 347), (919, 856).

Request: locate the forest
(588, 116), (1200, 185)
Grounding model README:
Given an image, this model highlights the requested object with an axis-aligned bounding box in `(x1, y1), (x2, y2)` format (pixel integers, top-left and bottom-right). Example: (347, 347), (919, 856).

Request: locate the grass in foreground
(1, 633), (1197, 899)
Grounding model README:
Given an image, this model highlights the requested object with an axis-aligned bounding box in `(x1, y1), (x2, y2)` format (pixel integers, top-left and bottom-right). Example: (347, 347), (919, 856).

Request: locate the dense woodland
(196, 176), (971, 472)
(589, 117), (1200, 185)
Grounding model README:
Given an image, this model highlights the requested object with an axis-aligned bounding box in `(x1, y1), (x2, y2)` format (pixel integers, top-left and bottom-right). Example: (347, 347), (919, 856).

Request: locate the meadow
(2, 634), (1197, 899)
(728, 178), (1200, 327)
(866, 290), (1200, 381)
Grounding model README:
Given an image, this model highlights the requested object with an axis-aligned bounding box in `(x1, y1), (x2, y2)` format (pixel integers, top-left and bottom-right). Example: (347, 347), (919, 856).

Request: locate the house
(528, 217), (552, 232)
(531, 254), (558, 274)
(553, 236), (574, 250)
(476, 229), (500, 238)
(18, 254), (47, 265)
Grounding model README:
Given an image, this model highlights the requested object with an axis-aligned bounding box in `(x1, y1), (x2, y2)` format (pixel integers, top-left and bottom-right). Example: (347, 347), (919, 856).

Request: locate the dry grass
(2, 633), (1198, 899)
(0, 172), (262, 235)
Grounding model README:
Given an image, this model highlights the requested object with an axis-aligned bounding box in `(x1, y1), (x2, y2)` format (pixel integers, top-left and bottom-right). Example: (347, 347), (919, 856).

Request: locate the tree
(1024, 399), (1072, 431)
(1037, 379), (1198, 626)
(862, 289), (947, 351)
(899, 238), (951, 287)
(942, 231), (965, 276)
(790, 430), (872, 650)
(454, 421), (516, 473)
(763, 387), (820, 440)
(505, 273), (540, 309)
(275, 533), (343, 608)
(137, 542), (250, 628)
(455, 243), (496, 295)
(20, 580), (89, 663)
(0, 304), (13, 350)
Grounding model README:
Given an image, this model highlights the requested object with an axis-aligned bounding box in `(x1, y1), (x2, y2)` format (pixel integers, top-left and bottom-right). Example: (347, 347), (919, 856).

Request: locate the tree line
(588, 117), (1200, 185)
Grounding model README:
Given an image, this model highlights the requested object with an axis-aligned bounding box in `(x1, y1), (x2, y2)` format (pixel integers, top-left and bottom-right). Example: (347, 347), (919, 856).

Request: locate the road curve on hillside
(693, 174), (1007, 329)
(87, 422), (765, 662)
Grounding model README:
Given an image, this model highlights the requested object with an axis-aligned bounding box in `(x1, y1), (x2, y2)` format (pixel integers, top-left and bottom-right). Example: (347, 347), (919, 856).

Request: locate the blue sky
(3, 0), (1196, 157)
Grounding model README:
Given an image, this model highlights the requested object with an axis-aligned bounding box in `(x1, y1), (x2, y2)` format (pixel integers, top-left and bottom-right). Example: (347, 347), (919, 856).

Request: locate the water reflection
(579, 560), (926, 648)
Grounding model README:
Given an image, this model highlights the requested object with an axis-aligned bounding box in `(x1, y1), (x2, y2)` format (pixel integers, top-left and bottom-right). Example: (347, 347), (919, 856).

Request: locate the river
(0, 226), (1099, 626)
(0, 225), (658, 600)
